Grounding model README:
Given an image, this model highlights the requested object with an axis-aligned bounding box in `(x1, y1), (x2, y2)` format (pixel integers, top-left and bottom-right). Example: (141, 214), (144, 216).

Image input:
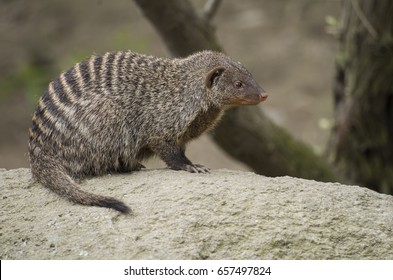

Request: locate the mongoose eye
(234, 81), (243, 88)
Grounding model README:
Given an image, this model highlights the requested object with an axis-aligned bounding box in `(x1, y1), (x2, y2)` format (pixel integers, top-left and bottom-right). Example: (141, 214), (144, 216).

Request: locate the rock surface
(1, 168), (392, 259)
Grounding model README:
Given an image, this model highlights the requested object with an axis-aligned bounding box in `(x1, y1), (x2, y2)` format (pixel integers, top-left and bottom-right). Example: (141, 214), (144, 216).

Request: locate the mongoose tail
(30, 159), (131, 214)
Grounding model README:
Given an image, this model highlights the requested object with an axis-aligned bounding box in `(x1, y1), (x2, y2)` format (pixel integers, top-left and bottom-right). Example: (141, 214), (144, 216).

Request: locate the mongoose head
(205, 61), (268, 106)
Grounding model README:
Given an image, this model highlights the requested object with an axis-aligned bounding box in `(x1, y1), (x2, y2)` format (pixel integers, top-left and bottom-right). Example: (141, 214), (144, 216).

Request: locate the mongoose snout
(28, 50), (268, 213)
(260, 92), (269, 102)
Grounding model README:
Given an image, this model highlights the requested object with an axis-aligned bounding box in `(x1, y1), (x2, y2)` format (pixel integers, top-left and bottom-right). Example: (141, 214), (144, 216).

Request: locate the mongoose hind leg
(123, 162), (146, 172)
(152, 141), (210, 174)
(117, 159), (146, 173)
(133, 162), (146, 171)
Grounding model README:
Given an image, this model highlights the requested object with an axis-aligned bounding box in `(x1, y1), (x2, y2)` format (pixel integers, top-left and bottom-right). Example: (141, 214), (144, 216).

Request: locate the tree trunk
(214, 107), (337, 181)
(133, 0), (222, 56)
(134, 0), (338, 182)
(330, 0), (393, 193)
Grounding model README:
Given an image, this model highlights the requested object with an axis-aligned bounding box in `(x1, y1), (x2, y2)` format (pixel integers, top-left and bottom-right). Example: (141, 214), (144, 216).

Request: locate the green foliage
(325, 15), (338, 27)
(61, 50), (90, 70)
(0, 60), (52, 104)
(111, 25), (149, 52)
(0, 24), (151, 105)
(325, 15), (339, 35)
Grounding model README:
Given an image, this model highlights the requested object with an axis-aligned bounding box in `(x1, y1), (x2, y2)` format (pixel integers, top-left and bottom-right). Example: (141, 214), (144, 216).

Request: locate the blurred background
(0, 0), (340, 170)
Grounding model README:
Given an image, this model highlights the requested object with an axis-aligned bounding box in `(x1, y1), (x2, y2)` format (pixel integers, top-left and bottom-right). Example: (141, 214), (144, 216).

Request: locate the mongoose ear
(205, 67), (226, 89)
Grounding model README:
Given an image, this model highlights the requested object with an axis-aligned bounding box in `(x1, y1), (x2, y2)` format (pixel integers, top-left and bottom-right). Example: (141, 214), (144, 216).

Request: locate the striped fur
(28, 50), (265, 213)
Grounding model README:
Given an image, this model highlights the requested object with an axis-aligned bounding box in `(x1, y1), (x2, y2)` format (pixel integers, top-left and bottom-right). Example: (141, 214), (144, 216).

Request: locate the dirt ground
(0, 0), (340, 170)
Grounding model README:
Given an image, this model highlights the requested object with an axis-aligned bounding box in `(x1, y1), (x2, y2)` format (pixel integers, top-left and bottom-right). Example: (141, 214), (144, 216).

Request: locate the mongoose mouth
(227, 92), (268, 105)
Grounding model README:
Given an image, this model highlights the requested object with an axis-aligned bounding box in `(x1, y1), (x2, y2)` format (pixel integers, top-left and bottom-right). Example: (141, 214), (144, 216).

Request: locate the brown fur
(28, 50), (267, 213)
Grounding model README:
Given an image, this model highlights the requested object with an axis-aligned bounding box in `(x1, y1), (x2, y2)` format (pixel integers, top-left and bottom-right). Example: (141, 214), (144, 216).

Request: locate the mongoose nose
(259, 92), (268, 101)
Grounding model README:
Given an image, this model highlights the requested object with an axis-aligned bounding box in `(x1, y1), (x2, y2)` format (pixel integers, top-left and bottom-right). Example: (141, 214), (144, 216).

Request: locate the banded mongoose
(28, 50), (268, 214)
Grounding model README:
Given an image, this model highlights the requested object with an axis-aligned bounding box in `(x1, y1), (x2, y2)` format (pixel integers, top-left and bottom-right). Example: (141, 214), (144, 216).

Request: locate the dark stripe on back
(38, 107), (56, 133)
(122, 53), (139, 90)
(116, 52), (126, 83)
(117, 52), (126, 68)
(29, 112), (51, 149)
(126, 52), (138, 69)
(36, 93), (74, 146)
(52, 78), (71, 105)
(43, 95), (67, 129)
(31, 114), (40, 134)
(30, 117), (44, 145)
(31, 106), (42, 134)
(105, 52), (116, 89)
(41, 91), (61, 119)
(93, 55), (103, 81)
(32, 98), (58, 138)
(64, 67), (81, 98)
(78, 60), (91, 85)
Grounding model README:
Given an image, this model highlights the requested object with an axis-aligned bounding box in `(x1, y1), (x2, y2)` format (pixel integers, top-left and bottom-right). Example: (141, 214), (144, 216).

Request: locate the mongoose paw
(169, 163), (210, 173)
(118, 162), (145, 173)
(185, 164), (210, 174)
(133, 162), (146, 171)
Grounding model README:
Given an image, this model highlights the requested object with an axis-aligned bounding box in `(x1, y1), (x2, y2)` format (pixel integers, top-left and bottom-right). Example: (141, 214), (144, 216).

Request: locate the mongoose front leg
(151, 141), (210, 173)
